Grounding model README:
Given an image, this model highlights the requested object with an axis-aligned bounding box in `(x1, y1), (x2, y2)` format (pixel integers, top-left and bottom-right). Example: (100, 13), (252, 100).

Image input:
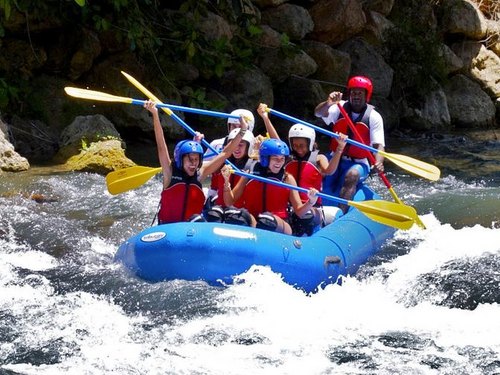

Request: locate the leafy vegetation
(0, 0), (272, 113)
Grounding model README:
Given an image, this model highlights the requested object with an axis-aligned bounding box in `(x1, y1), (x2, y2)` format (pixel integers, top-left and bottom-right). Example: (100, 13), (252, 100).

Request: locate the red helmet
(347, 76), (373, 102)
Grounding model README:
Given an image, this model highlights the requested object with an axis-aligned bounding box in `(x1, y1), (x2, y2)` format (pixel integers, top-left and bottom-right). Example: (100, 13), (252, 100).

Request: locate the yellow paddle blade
(106, 166), (162, 195)
(380, 150), (440, 181)
(64, 87), (133, 104)
(348, 199), (418, 230)
(387, 187), (426, 229)
(121, 71), (174, 116)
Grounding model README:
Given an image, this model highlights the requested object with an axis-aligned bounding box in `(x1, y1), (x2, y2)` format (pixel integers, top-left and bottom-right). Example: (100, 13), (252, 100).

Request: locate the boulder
(444, 74), (496, 128)
(216, 67), (274, 111)
(362, 0), (395, 16)
(64, 139), (135, 175)
(451, 41), (500, 98)
(338, 37), (394, 98)
(261, 4), (314, 41)
(68, 28), (102, 80)
(56, 114), (123, 162)
(0, 119), (30, 172)
(400, 87), (451, 131)
(258, 48), (317, 83)
(309, 0), (366, 46)
(301, 41), (351, 87)
(274, 76), (326, 127)
(360, 11), (395, 45)
(441, 0), (488, 40)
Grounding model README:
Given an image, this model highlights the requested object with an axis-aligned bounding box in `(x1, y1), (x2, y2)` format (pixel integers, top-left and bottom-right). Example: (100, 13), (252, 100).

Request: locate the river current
(0, 131), (499, 374)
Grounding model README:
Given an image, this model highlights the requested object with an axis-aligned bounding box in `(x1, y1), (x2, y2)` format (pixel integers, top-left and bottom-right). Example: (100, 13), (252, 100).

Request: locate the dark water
(0, 132), (499, 374)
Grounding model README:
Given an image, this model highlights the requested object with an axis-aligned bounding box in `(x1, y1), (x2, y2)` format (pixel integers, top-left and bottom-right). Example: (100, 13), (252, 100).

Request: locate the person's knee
(344, 169), (360, 185)
(205, 205), (225, 223)
(291, 210), (315, 236)
(188, 213), (206, 223)
(322, 206), (343, 225)
(224, 206), (252, 226)
(256, 212), (278, 232)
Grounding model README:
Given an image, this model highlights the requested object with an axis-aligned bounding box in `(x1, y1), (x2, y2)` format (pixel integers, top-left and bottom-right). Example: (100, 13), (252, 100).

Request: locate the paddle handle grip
(269, 108), (379, 155)
(130, 99), (239, 120)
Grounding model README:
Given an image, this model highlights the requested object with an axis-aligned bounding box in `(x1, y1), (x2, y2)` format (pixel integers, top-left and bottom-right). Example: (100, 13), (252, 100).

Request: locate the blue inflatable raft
(115, 183), (395, 293)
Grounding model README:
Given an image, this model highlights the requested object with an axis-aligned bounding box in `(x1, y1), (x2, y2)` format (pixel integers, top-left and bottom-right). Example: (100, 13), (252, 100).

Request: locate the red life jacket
(329, 102), (373, 160)
(212, 158), (256, 207)
(158, 168), (205, 223)
(285, 150), (322, 205)
(330, 118), (371, 159)
(243, 164), (289, 219)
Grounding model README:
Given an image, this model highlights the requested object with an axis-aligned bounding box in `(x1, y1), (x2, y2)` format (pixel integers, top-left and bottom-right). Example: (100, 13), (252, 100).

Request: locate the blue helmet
(173, 140), (204, 169)
(259, 139), (289, 167)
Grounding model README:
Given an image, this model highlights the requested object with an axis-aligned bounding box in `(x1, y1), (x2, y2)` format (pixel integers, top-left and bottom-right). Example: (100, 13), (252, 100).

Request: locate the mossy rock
(64, 139), (135, 175)
(55, 114), (123, 163)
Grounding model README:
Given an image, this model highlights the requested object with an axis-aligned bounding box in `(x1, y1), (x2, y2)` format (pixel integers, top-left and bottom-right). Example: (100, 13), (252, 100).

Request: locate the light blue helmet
(259, 139), (289, 167)
(174, 140), (204, 169)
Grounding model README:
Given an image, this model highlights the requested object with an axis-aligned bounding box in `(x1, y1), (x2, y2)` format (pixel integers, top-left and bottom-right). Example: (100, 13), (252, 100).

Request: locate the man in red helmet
(314, 76), (385, 214)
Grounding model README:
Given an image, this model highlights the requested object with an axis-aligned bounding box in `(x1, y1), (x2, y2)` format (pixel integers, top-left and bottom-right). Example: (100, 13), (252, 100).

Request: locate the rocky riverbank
(0, 0), (498, 173)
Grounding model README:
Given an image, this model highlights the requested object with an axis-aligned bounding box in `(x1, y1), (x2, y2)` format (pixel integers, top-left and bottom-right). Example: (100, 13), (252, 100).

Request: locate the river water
(1, 132), (499, 374)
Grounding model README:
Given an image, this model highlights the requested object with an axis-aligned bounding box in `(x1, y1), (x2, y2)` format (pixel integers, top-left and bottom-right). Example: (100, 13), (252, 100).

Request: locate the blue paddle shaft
(231, 169), (348, 205)
(130, 99), (239, 120)
(269, 108), (378, 154)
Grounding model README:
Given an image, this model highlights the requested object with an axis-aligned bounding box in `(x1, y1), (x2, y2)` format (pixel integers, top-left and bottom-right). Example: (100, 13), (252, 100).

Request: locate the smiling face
(290, 137), (309, 157)
(349, 88), (367, 112)
(182, 153), (201, 176)
(267, 155), (286, 173)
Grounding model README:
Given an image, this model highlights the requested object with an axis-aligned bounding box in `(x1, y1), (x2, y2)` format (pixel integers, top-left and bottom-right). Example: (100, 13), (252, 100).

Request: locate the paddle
(106, 166), (162, 195)
(107, 164), (416, 230)
(112, 71), (418, 230)
(64, 87), (240, 120)
(106, 71), (244, 196)
(231, 168), (417, 230)
(267, 108), (440, 181)
(335, 103), (426, 229)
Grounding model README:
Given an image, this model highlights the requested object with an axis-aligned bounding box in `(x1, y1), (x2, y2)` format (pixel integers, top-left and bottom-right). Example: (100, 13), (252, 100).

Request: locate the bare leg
(275, 215), (292, 234)
(339, 168), (360, 213)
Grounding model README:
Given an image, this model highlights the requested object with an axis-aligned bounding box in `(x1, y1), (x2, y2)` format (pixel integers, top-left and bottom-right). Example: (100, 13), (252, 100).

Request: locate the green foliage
(165, 0), (263, 80)
(0, 0), (267, 115)
(0, 0), (12, 19)
(76, 1), (157, 52)
(383, 0), (448, 106)
(0, 78), (19, 110)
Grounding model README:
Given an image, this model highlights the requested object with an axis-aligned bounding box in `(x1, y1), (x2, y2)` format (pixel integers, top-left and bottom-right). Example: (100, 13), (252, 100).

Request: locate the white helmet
(227, 128), (255, 157)
(288, 123), (316, 152)
(227, 109), (255, 133)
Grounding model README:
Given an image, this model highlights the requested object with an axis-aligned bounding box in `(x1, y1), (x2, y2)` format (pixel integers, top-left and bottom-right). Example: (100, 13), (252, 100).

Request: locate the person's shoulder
(369, 107), (383, 121)
(316, 152), (328, 161)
